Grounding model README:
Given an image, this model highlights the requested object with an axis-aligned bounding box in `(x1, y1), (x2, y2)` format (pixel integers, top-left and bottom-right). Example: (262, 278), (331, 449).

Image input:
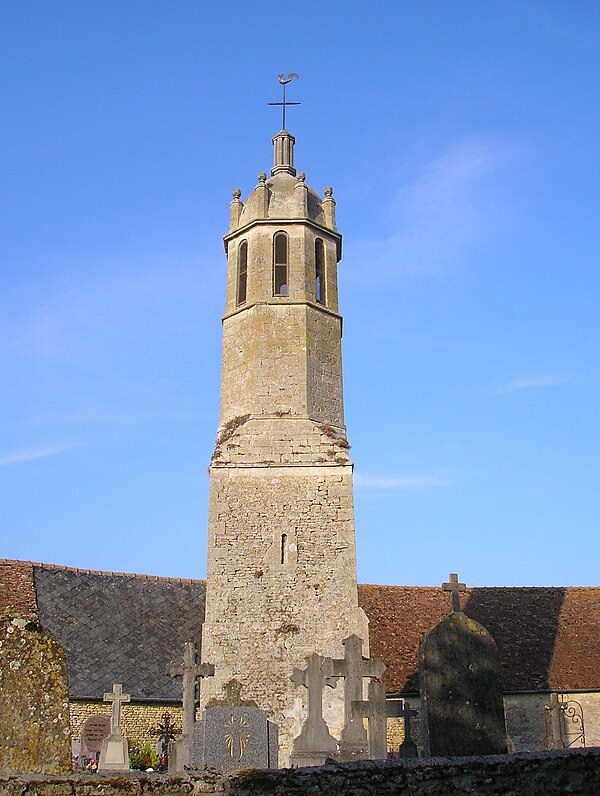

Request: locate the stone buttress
(201, 129), (369, 764)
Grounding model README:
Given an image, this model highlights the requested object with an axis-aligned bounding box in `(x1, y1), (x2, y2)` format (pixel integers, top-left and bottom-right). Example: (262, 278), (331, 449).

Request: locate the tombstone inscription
(81, 715), (111, 755)
(419, 573), (508, 757)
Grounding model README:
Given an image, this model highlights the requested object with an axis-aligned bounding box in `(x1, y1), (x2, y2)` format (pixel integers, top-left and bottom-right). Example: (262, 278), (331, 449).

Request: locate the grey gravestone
(0, 613), (71, 774)
(418, 573), (508, 757)
(191, 679), (278, 772)
(98, 683), (131, 771)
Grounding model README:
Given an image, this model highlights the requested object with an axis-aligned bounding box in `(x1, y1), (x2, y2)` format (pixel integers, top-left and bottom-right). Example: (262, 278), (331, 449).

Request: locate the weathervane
(268, 73), (300, 130)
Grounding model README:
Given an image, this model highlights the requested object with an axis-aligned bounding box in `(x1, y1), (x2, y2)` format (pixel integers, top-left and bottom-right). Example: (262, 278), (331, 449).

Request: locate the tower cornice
(221, 298), (343, 326)
(223, 217), (342, 261)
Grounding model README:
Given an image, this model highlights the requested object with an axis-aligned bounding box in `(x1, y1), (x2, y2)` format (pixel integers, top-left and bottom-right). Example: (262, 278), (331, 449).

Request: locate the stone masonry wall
(202, 465), (369, 765)
(69, 701), (184, 750)
(2, 750), (600, 795)
(219, 304), (343, 428)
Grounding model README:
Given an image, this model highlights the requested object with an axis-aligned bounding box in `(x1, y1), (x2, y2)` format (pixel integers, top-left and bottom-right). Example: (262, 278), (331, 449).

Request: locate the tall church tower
(201, 123), (368, 763)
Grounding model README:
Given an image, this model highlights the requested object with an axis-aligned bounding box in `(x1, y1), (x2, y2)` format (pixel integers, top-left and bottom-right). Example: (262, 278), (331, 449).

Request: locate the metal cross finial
(268, 73), (300, 130)
(442, 572), (467, 613)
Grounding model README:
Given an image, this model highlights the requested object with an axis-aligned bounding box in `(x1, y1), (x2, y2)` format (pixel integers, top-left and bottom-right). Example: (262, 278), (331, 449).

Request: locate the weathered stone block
(0, 613), (71, 774)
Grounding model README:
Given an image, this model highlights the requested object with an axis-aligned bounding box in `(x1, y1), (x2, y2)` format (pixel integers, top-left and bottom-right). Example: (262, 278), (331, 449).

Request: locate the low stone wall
(1, 749), (599, 795)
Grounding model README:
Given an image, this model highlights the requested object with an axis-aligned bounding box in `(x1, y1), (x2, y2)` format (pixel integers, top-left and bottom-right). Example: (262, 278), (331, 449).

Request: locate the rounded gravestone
(0, 613), (71, 774)
(81, 715), (111, 754)
(418, 611), (508, 757)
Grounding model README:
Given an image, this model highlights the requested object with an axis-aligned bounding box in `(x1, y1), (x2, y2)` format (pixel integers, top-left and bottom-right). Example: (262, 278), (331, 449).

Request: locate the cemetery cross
(290, 653), (339, 753)
(166, 641), (215, 738)
(442, 573), (467, 613)
(103, 684), (130, 734)
(351, 680), (387, 759)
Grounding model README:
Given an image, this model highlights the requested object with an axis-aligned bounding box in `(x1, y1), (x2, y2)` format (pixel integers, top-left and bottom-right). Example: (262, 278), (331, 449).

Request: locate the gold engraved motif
(224, 714), (250, 760)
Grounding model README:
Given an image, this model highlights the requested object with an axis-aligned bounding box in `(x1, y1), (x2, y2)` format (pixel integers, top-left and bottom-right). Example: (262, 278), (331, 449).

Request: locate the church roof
(1, 560), (205, 702)
(359, 584), (600, 694)
(238, 170), (326, 227)
(1, 558), (598, 700)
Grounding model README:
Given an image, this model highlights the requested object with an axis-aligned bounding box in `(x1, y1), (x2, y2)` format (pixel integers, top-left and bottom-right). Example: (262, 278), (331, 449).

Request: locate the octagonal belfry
(201, 128), (368, 765)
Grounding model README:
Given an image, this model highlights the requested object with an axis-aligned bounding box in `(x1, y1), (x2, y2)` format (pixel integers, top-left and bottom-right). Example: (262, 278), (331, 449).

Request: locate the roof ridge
(0, 558), (204, 585)
(1, 559), (598, 590)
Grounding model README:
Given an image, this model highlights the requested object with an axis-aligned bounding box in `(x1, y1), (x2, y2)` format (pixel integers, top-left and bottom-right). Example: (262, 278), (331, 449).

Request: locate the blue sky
(1, 1), (598, 586)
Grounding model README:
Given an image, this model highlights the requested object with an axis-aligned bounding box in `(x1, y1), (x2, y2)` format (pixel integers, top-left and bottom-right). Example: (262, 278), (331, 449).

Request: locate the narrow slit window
(236, 241), (248, 306)
(280, 533), (288, 565)
(315, 239), (325, 304)
(273, 232), (288, 296)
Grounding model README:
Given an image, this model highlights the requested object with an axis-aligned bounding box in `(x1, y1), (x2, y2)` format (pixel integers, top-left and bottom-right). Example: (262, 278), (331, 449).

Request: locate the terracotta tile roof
(358, 584), (600, 694)
(0, 559), (37, 620)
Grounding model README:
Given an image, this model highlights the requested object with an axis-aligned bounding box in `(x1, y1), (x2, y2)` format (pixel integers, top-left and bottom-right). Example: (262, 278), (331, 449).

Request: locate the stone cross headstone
(0, 613), (71, 774)
(191, 679), (278, 771)
(351, 680), (387, 759)
(391, 700), (419, 758)
(331, 634), (386, 757)
(166, 640), (215, 772)
(289, 653), (340, 767)
(98, 683), (131, 771)
(418, 574), (508, 757)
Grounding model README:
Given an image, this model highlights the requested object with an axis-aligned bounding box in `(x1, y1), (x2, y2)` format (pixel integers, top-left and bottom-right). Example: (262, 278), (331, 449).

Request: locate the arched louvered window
(273, 232), (288, 296)
(236, 240), (248, 306)
(315, 238), (325, 305)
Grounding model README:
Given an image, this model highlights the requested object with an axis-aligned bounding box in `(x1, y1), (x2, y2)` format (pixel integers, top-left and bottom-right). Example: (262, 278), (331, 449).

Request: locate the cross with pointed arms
(442, 572), (467, 613)
(268, 73), (300, 130)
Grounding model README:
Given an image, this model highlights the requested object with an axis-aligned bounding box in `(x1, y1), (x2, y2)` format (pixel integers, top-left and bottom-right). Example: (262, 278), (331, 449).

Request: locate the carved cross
(351, 681), (387, 759)
(442, 573), (467, 613)
(331, 634), (386, 753)
(166, 641), (215, 737)
(103, 683), (130, 734)
(290, 653), (339, 752)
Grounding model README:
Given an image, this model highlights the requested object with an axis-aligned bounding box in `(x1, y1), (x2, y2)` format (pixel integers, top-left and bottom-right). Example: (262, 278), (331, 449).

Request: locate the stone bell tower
(200, 125), (368, 764)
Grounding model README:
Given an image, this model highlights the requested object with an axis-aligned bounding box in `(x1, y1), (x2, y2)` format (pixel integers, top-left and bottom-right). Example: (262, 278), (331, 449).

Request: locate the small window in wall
(280, 533), (288, 565)
(236, 240), (248, 306)
(273, 232), (288, 296)
(315, 238), (325, 304)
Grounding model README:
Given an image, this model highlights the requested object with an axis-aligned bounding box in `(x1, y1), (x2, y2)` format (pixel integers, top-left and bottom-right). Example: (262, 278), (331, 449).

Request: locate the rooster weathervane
(268, 73), (300, 130)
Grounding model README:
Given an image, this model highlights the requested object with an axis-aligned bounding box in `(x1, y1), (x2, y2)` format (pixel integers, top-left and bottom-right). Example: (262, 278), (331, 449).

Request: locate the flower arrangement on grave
(129, 741), (159, 770)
